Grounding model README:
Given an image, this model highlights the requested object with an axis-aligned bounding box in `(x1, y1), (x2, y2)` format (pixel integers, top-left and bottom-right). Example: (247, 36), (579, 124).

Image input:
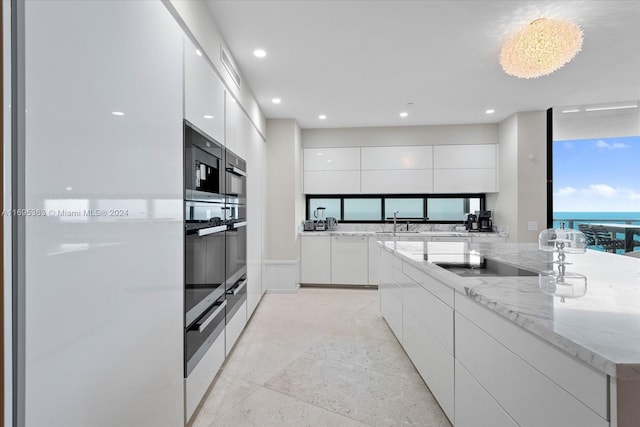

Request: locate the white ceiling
(205, 1), (640, 129)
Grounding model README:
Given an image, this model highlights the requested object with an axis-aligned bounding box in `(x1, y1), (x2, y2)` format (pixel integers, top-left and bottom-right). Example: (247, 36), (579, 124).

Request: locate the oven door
(184, 295), (226, 377)
(185, 201), (227, 326)
(225, 216), (247, 288)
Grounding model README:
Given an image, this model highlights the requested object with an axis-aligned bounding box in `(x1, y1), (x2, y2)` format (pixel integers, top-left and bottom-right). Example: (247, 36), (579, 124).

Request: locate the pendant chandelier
(500, 17), (583, 79)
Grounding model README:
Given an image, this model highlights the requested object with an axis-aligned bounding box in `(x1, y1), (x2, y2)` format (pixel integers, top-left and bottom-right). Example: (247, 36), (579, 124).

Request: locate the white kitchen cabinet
(303, 148), (360, 194)
(185, 331), (225, 422)
(225, 93), (248, 159)
(331, 235), (369, 285)
(246, 121), (265, 319)
(455, 312), (608, 427)
(361, 146), (433, 170)
(304, 170), (361, 194)
(24, 2), (184, 425)
(226, 301), (247, 356)
(361, 169), (433, 193)
(433, 144), (496, 169)
(379, 269), (403, 342)
(431, 235), (471, 243)
(433, 168), (497, 193)
(300, 235), (332, 283)
(455, 360), (517, 427)
(304, 147), (360, 170)
(432, 144), (497, 193)
(403, 305), (454, 421)
(184, 36), (225, 144)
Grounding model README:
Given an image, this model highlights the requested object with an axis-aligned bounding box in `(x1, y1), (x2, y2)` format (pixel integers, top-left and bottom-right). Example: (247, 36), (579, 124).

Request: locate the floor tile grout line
(261, 381), (375, 427)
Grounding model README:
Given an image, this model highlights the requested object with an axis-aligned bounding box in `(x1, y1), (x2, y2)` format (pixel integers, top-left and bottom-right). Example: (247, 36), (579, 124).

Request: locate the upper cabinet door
(184, 37), (225, 144)
(304, 148), (360, 171)
(225, 93), (248, 159)
(361, 146), (433, 170)
(433, 145), (496, 169)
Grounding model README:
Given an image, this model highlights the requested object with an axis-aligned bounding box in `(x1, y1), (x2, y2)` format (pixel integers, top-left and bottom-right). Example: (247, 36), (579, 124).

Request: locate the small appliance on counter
(477, 210), (493, 232)
(314, 207), (326, 231)
(303, 220), (315, 231)
(326, 217), (338, 231)
(465, 213), (479, 231)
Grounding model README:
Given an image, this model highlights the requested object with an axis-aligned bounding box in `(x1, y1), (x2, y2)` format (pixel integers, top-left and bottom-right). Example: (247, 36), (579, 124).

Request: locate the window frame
(305, 193), (486, 224)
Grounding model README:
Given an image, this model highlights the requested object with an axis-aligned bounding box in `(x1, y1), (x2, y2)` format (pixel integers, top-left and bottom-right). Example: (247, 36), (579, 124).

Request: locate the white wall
(486, 111), (547, 243)
(487, 115), (518, 240)
(516, 111), (547, 242)
(302, 123), (498, 148)
(266, 119), (303, 261)
(264, 119), (303, 292)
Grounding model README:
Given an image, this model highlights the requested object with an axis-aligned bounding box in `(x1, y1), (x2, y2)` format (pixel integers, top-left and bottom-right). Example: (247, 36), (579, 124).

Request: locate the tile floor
(191, 287), (452, 427)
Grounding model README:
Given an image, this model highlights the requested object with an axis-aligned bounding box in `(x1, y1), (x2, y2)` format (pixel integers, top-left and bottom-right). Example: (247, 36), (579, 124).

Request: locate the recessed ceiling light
(195, 49), (202, 56)
(253, 49), (266, 58)
(112, 111), (124, 116)
(318, 114), (327, 120)
(65, 186), (73, 191)
(485, 109), (495, 114)
(272, 98), (281, 104)
(203, 115), (214, 119)
(561, 109), (580, 113)
(400, 112), (408, 118)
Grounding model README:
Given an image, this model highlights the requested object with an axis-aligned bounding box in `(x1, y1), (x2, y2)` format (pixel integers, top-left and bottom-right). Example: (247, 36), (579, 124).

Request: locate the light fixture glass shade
(538, 225), (587, 254)
(500, 18), (583, 79)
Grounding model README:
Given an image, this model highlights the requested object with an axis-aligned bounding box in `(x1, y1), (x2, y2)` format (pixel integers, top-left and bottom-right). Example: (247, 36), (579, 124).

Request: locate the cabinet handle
(233, 221), (248, 229)
(226, 166), (247, 177)
(227, 278), (248, 295)
(198, 225), (227, 236)
(196, 300), (227, 332)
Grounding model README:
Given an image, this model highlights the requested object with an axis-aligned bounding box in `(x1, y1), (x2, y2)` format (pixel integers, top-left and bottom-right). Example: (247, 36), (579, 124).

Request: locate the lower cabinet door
(455, 360), (517, 427)
(402, 306), (454, 421)
(379, 279), (402, 342)
(225, 301), (247, 356)
(185, 331), (225, 422)
(331, 236), (369, 285)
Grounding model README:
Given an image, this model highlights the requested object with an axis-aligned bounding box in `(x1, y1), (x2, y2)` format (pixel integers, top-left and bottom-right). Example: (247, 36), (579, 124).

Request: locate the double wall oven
(183, 121), (247, 378)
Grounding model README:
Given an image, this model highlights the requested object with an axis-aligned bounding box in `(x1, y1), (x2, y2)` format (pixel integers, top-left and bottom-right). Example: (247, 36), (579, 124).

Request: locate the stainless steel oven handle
(197, 300), (227, 332)
(233, 221), (248, 229)
(197, 225), (227, 236)
(226, 166), (247, 177)
(227, 279), (248, 296)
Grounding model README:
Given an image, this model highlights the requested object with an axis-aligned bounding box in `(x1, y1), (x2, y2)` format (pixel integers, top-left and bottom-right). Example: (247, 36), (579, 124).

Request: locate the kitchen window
(306, 194), (485, 223)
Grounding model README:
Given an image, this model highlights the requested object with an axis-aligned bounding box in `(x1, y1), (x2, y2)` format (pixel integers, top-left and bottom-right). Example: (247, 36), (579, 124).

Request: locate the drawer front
(402, 261), (454, 307)
(455, 360), (517, 427)
(225, 301), (247, 356)
(456, 296), (608, 418)
(380, 283), (402, 342)
(403, 279), (453, 353)
(185, 331), (225, 422)
(403, 307), (454, 421)
(455, 312), (608, 427)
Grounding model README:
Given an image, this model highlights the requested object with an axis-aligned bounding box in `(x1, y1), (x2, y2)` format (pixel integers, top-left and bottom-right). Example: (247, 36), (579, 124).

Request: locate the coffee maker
(477, 211), (493, 232)
(465, 213), (479, 231)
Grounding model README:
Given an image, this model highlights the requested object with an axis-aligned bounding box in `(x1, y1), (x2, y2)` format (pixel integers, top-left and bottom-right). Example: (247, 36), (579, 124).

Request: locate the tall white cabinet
(23, 2), (185, 426)
(184, 37), (225, 144)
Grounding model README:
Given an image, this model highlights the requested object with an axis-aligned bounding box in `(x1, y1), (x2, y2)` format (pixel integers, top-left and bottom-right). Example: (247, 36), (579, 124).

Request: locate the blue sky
(553, 135), (640, 212)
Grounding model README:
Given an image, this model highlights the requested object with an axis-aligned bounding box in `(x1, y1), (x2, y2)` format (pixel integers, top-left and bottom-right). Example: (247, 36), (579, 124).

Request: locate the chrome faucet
(393, 211), (399, 233)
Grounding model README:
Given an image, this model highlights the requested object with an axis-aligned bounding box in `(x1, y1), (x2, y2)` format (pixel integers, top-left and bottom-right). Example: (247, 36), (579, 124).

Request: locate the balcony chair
(590, 224), (625, 253)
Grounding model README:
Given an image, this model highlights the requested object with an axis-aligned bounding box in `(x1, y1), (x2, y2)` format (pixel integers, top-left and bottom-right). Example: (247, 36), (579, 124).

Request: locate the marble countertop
(380, 240), (640, 379)
(300, 230), (507, 238)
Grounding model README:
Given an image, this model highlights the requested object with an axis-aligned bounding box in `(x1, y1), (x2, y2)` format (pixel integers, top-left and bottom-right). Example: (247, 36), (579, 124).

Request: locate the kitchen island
(378, 240), (640, 427)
